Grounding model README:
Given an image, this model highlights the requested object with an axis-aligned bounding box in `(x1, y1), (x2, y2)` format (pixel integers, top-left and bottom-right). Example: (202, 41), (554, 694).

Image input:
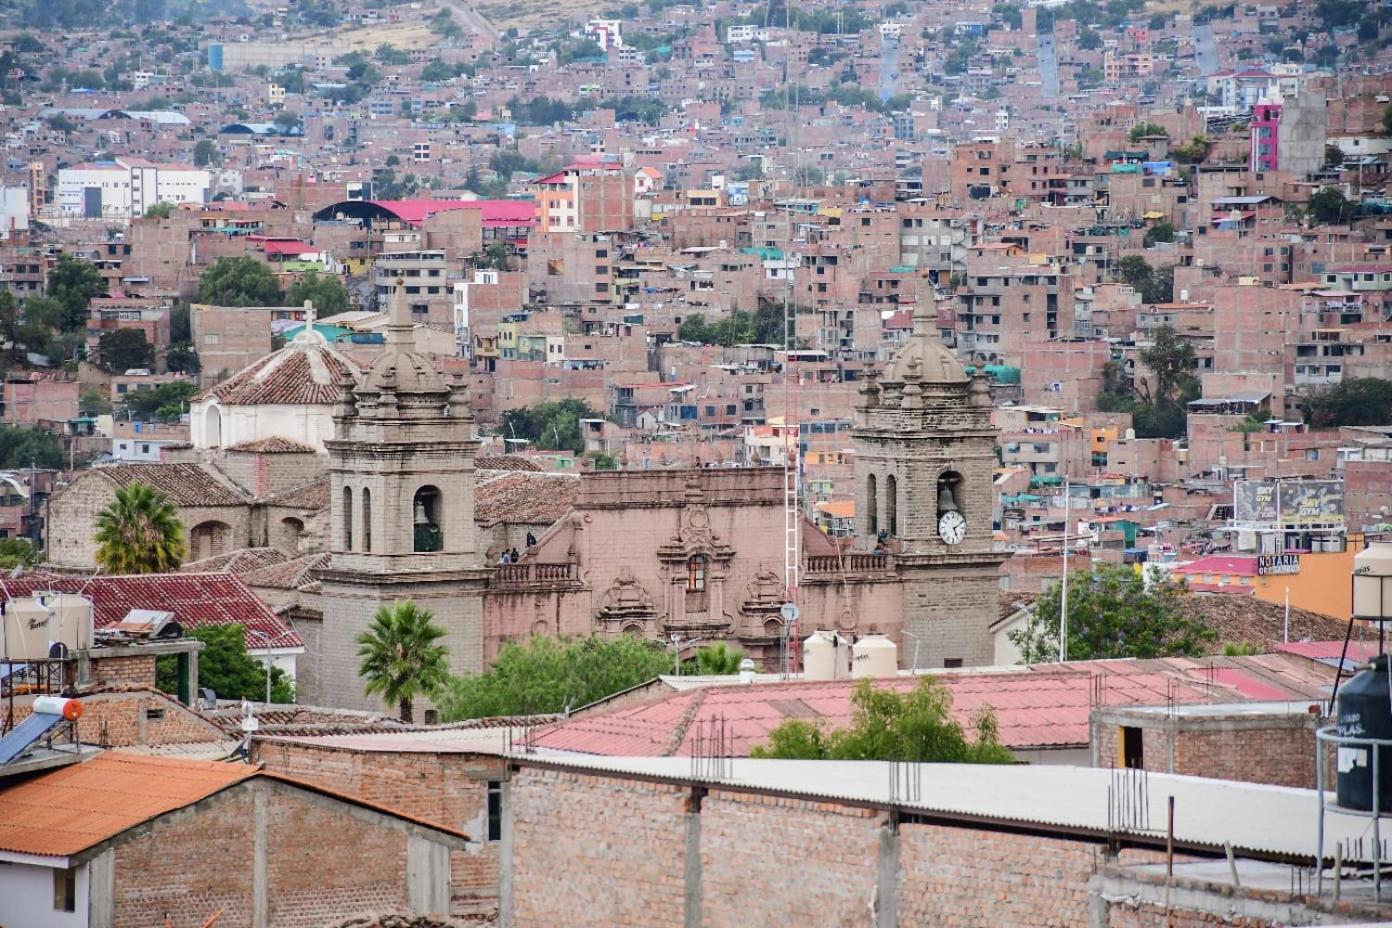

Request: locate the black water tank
(1337, 654), (1392, 812)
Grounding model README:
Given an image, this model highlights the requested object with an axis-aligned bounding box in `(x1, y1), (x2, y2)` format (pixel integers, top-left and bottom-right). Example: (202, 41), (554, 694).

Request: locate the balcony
(489, 562), (582, 589)
(804, 553), (892, 576)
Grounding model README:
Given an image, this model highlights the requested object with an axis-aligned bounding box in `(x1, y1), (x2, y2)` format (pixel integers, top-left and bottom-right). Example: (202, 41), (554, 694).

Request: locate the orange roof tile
(0, 754), (255, 858)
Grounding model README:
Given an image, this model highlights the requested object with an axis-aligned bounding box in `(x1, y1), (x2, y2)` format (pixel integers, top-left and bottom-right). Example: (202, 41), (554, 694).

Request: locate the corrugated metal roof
(508, 754), (1355, 862)
(0, 754), (255, 858)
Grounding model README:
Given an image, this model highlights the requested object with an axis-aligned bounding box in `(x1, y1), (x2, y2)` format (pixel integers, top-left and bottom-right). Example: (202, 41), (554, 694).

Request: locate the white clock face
(938, 510), (966, 545)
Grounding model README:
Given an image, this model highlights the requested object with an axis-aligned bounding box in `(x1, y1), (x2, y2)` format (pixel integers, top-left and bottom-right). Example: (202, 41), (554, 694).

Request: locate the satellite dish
(780, 602), (800, 623)
(200, 687), (218, 709)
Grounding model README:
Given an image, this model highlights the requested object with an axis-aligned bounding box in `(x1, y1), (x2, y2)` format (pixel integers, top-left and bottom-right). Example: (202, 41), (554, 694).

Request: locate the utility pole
(1060, 480), (1071, 663)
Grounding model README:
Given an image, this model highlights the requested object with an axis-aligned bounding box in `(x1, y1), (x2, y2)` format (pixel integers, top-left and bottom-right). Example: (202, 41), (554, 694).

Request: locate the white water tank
(851, 635), (899, 679)
(1354, 541), (1392, 621)
(803, 630), (849, 681)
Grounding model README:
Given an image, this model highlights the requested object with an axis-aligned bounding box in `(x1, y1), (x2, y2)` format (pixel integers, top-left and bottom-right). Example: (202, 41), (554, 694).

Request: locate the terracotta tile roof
(241, 552), (331, 591)
(475, 455), (546, 473)
(4, 573), (302, 649)
(0, 753), (256, 858)
(474, 472), (579, 526)
(196, 341), (360, 406)
(95, 462), (250, 507)
(264, 475), (329, 509)
(1176, 594), (1346, 651)
(179, 547), (291, 575)
(225, 436), (320, 454)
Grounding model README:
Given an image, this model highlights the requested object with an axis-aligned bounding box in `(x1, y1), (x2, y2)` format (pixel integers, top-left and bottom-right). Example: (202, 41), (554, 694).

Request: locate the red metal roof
(533, 664), (1237, 756)
(0, 753), (256, 858)
(260, 239), (317, 256)
(1173, 555), (1259, 577)
(365, 198), (537, 225)
(4, 573), (302, 649)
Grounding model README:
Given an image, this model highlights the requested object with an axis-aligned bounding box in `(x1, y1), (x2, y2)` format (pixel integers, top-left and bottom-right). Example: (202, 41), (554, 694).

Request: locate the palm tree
(694, 641), (746, 676)
(93, 481), (186, 574)
(357, 600), (450, 722)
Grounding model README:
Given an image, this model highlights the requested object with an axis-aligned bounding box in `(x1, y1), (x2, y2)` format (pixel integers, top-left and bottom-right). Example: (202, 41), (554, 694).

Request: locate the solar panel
(0, 711), (63, 764)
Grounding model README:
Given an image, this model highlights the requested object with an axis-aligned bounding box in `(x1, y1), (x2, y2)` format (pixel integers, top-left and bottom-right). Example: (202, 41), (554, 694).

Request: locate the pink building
(1250, 103), (1281, 173)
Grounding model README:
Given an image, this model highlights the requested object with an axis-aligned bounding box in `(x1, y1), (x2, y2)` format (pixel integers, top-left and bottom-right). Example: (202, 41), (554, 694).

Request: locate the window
(54, 867), (76, 912)
(362, 488), (372, 552)
(342, 486), (353, 551)
(943, 658), (963, 669)
(687, 555), (707, 592)
(867, 473), (878, 537)
(405, 484), (444, 554)
(885, 474), (897, 536)
(487, 781), (503, 841)
(1121, 726), (1144, 768)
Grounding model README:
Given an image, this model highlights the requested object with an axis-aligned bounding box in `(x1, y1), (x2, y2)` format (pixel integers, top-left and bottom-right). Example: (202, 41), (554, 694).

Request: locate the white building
(56, 157), (211, 221)
(0, 185), (29, 239)
(189, 325), (361, 453)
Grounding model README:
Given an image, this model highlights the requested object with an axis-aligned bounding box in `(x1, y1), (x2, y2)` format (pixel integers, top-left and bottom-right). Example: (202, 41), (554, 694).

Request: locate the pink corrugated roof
(1174, 555), (1259, 577)
(1278, 640), (1378, 661)
(367, 199), (536, 225)
(261, 240), (316, 256)
(533, 664), (1238, 757)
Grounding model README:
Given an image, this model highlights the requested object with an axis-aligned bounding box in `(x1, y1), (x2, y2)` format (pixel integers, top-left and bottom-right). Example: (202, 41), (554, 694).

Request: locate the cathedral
(308, 291), (1004, 710)
(46, 285), (1006, 712)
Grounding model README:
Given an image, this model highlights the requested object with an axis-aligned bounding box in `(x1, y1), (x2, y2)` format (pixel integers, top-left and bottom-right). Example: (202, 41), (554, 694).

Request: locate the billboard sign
(1257, 553), (1300, 576)
(1234, 480), (1343, 528)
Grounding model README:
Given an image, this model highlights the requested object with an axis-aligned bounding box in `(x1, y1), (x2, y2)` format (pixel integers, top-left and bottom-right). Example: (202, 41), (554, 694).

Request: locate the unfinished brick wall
(699, 792), (882, 927)
(113, 785), (257, 928)
(253, 740), (501, 915)
(510, 766), (688, 928)
(1093, 710), (1322, 789)
(92, 654), (158, 689)
(898, 822), (1097, 926)
(9, 691), (222, 747)
(112, 780), (417, 928)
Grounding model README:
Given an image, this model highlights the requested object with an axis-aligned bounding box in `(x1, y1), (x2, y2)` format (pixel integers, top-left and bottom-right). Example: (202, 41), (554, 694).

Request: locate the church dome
(880, 302), (967, 385)
(195, 327), (361, 406)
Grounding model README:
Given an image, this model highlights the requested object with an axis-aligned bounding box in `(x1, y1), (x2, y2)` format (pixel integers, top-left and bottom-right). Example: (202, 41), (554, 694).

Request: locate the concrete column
(252, 783), (268, 928)
(406, 835), (449, 915)
(875, 818), (899, 928)
(499, 779), (515, 928)
(88, 848), (115, 928)
(683, 810), (702, 928)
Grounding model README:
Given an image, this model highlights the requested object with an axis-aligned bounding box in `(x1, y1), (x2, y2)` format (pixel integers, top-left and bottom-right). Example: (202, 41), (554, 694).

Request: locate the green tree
(1308, 187), (1358, 225)
(1383, 104), (1392, 135)
(79, 385), (111, 416)
(436, 635), (671, 720)
(1079, 26), (1102, 49)
(0, 424), (63, 468)
(357, 601), (451, 722)
(157, 624), (294, 702)
(143, 201), (174, 219)
(98, 328), (153, 372)
(193, 138), (221, 167)
(94, 481), (187, 574)
(164, 343), (200, 374)
(1309, 378), (1392, 427)
(1326, 144), (1346, 168)
(272, 110), (301, 134)
(1171, 135), (1211, 165)
(1009, 563), (1214, 663)
(1143, 221), (1176, 246)
(750, 677), (1014, 764)
(285, 271), (351, 317)
(0, 538), (40, 569)
(47, 254), (105, 331)
(693, 642), (745, 675)
(198, 257), (283, 306)
(124, 379), (198, 419)
(499, 398), (607, 453)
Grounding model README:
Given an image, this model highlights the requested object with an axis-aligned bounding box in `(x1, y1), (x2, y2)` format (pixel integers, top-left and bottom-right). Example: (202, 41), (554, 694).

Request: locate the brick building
(0, 753), (469, 928)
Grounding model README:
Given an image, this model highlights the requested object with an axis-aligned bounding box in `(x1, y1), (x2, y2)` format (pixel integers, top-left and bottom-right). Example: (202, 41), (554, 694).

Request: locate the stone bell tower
(853, 301), (1006, 668)
(316, 280), (488, 710)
